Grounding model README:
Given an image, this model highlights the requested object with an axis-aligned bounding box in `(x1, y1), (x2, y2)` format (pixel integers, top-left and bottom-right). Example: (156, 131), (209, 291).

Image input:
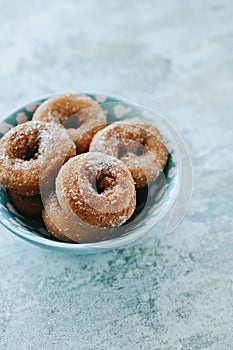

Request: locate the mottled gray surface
(0, 1), (233, 349)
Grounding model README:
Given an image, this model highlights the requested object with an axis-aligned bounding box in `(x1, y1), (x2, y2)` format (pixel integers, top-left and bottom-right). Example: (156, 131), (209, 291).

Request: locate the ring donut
(89, 119), (168, 188)
(56, 152), (136, 228)
(9, 190), (43, 220)
(42, 192), (109, 243)
(0, 121), (76, 195)
(33, 93), (107, 153)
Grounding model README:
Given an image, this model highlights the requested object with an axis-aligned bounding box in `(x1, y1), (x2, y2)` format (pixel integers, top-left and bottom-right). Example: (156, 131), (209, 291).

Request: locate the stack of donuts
(0, 93), (168, 243)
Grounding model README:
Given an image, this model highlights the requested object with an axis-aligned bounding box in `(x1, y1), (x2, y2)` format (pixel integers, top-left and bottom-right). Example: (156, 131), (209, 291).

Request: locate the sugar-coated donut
(42, 192), (109, 243)
(9, 190), (43, 220)
(42, 195), (74, 242)
(0, 121), (76, 195)
(56, 152), (136, 228)
(33, 93), (107, 153)
(89, 119), (168, 188)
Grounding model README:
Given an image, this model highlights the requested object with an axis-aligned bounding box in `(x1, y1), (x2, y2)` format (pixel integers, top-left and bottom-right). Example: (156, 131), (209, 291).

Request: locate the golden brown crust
(9, 190), (43, 220)
(0, 121), (76, 195)
(89, 118), (168, 188)
(33, 93), (107, 153)
(56, 152), (136, 228)
(42, 192), (109, 243)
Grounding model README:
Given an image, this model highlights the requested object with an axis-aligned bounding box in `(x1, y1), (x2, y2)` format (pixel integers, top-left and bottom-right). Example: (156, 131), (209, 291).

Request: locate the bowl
(0, 93), (180, 254)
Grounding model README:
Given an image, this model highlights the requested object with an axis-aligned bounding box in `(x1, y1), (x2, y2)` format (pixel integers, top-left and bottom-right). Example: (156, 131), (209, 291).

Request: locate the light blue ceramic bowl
(0, 93), (179, 254)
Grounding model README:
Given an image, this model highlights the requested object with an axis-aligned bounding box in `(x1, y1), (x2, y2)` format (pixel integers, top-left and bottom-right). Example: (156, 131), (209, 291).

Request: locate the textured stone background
(0, 1), (233, 349)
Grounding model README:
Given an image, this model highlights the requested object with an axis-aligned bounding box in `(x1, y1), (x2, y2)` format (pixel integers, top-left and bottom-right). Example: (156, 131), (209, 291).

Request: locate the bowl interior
(0, 93), (179, 252)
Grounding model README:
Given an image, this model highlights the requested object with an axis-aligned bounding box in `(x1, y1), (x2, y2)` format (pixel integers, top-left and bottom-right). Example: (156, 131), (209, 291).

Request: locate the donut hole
(117, 140), (146, 158)
(23, 143), (39, 161)
(96, 175), (116, 195)
(62, 113), (83, 129)
(11, 132), (40, 161)
(89, 170), (117, 196)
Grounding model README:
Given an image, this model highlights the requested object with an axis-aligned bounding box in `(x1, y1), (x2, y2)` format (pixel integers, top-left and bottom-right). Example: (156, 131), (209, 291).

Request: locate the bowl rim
(0, 92), (180, 251)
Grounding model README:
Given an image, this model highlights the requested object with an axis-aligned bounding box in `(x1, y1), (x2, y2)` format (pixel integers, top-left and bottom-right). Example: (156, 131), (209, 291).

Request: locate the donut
(89, 119), (168, 188)
(42, 192), (109, 243)
(56, 152), (136, 228)
(0, 121), (76, 195)
(9, 190), (43, 220)
(42, 195), (74, 242)
(33, 93), (107, 153)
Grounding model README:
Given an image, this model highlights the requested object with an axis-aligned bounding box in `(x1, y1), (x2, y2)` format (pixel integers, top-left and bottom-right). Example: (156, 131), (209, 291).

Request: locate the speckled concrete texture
(0, 1), (233, 349)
